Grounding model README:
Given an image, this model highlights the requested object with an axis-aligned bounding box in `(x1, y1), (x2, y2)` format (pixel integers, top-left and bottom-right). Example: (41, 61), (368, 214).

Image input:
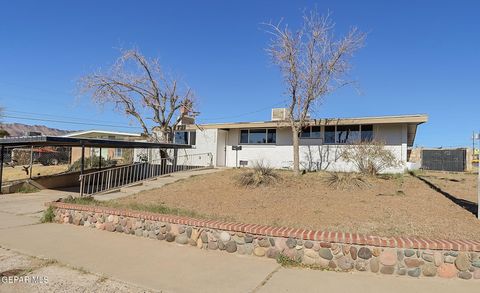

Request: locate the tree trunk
(291, 126), (301, 175)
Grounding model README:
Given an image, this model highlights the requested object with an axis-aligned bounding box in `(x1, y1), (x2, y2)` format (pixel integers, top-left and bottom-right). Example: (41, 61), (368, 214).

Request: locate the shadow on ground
(411, 173), (478, 217)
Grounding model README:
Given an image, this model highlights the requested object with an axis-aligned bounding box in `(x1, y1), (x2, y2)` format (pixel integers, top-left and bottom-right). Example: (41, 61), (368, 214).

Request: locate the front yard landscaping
(74, 168), (480, 241)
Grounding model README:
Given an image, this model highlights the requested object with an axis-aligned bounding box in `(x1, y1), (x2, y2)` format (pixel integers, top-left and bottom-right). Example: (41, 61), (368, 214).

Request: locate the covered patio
(0, 136), (211, 195)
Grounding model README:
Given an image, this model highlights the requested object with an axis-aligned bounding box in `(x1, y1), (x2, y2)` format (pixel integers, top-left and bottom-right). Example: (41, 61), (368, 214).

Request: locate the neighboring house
(173, 109), (428, 173)
(63, 130), (142, 164)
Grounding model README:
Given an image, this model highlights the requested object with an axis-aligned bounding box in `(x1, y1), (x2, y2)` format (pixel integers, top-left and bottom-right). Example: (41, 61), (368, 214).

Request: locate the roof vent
(271, 108), (288, 121)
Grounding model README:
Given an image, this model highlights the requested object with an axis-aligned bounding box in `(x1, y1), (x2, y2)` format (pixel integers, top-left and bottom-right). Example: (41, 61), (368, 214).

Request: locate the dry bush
(341, 140), (400, 176)
(324, 172), (370, 190)
(235, 161), (279, 188)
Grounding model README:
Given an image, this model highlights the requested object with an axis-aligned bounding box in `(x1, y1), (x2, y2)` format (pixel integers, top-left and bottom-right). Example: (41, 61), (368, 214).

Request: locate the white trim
(63, 130), (142, 138)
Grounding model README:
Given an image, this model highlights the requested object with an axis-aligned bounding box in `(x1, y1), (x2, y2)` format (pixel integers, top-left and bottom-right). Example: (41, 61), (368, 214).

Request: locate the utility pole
(477, 132), (480, 219)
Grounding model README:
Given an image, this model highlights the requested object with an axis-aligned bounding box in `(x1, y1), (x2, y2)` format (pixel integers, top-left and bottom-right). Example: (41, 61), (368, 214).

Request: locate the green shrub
(17, 184), (39, 193)
(41, 206), (55, 223)
(68, 156), (117, 172)
(235, 161), (279, 187)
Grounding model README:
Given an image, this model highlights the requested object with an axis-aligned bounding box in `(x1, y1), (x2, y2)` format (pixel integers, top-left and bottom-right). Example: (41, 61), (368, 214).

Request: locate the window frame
(239, 128), (277, 145)
(299, 126), (321, 139)
(114, 148), (123, 158)
(173, 131), (196, 146)
(323, 125), (375, 145)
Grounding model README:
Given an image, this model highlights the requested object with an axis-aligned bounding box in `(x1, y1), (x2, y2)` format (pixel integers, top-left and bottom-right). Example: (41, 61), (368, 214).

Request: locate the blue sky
(0, 0), (479, 147)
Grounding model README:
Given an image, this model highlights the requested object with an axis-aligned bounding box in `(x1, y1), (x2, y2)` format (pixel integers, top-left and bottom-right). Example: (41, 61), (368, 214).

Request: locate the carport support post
(98, 147), (102, 170)
(29, 146), (33, 179)
(80, 144), (85, 175)
(0, 145), (4, 194)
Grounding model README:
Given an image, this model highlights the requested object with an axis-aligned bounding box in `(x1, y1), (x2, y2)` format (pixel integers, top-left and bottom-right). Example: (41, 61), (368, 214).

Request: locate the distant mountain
(0, 123), (71, 137)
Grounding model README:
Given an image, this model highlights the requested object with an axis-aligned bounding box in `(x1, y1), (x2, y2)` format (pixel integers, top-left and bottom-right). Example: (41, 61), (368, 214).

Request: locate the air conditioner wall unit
(271, 108), (288, 121)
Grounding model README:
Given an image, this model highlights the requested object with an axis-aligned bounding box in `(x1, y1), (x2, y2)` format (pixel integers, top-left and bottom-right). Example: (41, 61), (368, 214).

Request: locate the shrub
(341, 140), (400, 176)
(235, 161), (279, 187)
(41, 206), (55, 223)
(68, 156), (117, 172)
(324, 172), (369, 190)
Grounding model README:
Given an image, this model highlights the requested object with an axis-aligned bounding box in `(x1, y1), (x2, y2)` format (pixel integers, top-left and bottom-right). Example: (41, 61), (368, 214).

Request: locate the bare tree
(79, 48), (195, 143)
(265, 10), (366, 175)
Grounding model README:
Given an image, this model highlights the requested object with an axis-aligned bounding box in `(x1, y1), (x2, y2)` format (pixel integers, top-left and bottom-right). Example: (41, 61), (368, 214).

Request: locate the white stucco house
(172, 110), (428, 173)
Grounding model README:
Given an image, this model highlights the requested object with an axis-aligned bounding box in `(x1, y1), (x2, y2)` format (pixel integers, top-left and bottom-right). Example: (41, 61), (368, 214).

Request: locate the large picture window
(324, 125), (374, 144)
(240, 129), (276, 144)
(336, 125), (360, 144)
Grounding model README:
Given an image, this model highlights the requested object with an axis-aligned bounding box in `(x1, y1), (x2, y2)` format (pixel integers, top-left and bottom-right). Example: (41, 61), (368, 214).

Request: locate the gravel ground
(0, 247), (154, 293)
(113, 169), (480, 241)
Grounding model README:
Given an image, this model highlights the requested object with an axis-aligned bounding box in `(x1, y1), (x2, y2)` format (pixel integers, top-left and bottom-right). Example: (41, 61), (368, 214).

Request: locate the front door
(216, 130), (227, 167)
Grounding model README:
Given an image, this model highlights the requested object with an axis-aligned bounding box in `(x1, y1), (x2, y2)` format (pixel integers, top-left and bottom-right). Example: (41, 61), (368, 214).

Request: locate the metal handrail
(79, 153), (213, 197)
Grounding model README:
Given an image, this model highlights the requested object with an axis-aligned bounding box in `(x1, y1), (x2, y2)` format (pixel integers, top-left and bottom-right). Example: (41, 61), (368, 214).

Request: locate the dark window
(336, 125), (360, 144)
(249, 129), (266, 143)
(300, 126), (321, 139)
(240, 129), (276, 144)
(324, 126), (335, 144)
(300, 127), (311, 138)
(240, 130), (248, 144)
(361, 125), (373, 142)
(174, 131), (189, 144)
(267, 129), (276, 143)
(311, 126), (321, 138)
(174, 131), (196, 145)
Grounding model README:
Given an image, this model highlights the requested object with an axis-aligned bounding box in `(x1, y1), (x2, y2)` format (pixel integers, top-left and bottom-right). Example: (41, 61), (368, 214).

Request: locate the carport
(0, 136), (202, 195)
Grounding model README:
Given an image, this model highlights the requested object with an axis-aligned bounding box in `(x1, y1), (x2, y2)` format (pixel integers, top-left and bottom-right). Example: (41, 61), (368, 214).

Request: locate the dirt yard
(417, 170), (477, 203)
(110, 169), (480, 241)
(2, 164), (69, 182)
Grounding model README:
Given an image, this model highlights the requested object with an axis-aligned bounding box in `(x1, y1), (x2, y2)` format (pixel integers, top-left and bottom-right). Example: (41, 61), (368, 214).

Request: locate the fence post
(106, 169), (111, 190)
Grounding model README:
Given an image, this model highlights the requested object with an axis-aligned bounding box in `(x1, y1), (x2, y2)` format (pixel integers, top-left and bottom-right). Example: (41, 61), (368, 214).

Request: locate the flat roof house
(173, 110), (428, 173)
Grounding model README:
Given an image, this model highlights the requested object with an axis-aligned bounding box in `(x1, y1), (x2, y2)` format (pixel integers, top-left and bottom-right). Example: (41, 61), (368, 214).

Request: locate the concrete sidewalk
(0, 221), (478, 293)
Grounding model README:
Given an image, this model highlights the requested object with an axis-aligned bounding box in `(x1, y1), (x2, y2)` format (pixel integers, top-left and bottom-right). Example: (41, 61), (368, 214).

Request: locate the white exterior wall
(177, 128), (218, 166)
(189, 124), (408, 173)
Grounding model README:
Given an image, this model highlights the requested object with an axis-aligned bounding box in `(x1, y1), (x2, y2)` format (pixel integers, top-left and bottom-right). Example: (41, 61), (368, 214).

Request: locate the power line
(4, 110), (134, 125)
(1, 115), (142, 130)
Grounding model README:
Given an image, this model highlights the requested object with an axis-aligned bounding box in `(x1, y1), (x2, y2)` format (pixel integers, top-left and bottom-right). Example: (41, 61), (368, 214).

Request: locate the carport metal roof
(0, 136), (191, 149)
(0, 136), (191, 192)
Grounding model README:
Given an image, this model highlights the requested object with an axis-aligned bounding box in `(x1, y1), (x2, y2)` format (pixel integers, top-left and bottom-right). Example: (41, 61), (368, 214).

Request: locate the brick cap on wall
(48, 202), (480, 252)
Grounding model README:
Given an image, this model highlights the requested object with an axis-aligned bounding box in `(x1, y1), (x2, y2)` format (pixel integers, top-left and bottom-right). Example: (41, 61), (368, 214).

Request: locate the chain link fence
(1, 146), (136, 184)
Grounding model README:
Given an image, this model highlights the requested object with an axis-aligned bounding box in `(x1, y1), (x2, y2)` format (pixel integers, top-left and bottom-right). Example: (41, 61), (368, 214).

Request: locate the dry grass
(235, 162), (279, 187)
(109, 169), (480, 241)
(2, 164), (69, 182)
(323, 172), (370, 190)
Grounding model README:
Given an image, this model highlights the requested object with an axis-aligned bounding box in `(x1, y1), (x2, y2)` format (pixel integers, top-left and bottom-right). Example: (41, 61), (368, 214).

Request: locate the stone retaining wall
(49, 202), (480, 280)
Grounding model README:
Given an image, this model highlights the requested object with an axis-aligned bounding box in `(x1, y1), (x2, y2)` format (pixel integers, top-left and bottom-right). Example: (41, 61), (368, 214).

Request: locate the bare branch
(265, 9), (366, 174)
(78, 48), (196, 142)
